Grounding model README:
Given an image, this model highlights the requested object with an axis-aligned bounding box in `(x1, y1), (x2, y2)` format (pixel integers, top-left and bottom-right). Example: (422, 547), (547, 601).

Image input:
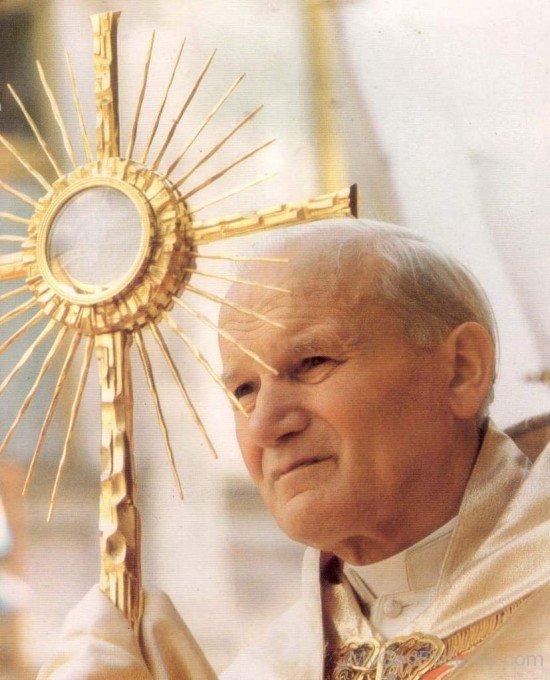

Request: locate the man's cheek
(239, 443), (264, 484)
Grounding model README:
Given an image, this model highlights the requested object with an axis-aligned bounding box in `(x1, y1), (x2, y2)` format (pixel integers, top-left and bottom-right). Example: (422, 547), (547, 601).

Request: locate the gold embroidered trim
(438, 593), (529, 665)
(327, 594), (531, 679)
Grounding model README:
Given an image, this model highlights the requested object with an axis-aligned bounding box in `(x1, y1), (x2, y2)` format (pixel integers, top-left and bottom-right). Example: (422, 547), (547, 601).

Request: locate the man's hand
(38, 585), (218, 680)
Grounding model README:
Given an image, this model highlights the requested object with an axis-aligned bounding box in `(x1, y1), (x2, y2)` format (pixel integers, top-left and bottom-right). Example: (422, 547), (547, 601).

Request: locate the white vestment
(39, 422), (550, 679)
(342, 514), (457, 638)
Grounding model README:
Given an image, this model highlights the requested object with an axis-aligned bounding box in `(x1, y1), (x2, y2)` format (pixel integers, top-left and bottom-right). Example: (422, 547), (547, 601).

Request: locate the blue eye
(234, 382), (253, 399)
(301, 356), (329, 369)
(293, 356), (341, 382)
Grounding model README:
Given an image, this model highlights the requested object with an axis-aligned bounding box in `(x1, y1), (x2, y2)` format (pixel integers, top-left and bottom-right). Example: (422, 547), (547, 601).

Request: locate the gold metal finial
(91, 11), (121, 159)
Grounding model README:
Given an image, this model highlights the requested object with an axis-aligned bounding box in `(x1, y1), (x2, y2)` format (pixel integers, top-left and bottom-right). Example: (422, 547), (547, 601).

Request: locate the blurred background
(0, 0), (548, 676)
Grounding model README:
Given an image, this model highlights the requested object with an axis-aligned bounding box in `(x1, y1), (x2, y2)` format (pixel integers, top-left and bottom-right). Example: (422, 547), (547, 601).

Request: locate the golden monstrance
(0, 11), (357, 629)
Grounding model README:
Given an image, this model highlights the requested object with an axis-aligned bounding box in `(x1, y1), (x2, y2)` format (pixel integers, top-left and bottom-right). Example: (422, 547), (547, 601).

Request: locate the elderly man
(39, 220), (549, 679)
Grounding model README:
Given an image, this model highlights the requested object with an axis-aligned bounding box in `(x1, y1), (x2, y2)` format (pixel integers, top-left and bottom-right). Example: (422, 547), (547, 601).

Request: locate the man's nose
(248, 376), (309, 448)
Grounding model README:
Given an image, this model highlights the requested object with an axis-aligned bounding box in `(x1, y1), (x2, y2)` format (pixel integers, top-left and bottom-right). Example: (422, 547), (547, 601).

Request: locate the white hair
(234, 218), (498, 417)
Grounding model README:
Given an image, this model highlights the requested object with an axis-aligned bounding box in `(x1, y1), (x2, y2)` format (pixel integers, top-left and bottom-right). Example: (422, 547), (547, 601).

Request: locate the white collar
(343, 515), (457, 599)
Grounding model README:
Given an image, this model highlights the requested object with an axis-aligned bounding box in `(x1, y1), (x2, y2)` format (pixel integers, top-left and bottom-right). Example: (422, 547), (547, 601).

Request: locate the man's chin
(273, 492), (339, 549)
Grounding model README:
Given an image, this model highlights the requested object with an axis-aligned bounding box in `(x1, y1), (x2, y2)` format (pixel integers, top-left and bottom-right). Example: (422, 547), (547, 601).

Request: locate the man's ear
(442, 322), (494, 420)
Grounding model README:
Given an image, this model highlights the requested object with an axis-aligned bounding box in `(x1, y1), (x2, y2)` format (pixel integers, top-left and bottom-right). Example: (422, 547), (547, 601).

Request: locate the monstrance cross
(0, 11), (357, 628)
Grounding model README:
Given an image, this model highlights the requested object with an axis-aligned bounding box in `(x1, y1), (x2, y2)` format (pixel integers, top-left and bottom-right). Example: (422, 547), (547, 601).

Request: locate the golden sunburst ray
(7, 84), (63, 177)
(0, 298), (37, 329)
(0, 255), (25, 276)
(0, 252), (26, 282)
(47, 335), (94, 522)
(126, 31), (156, 160)
(179, 138), (275, 201)
(36, 60), (79, 169)
(0, 135), (52, 191)
(174, 297), (277, 375)
(65, 49), (93, 164)
(140, 37), (186, 166)
(165, 73), (246, 178)
(184, 267), (289, 293)
(151, 49), (217, 172)
(194, 253), (288, 263)
(0, 284), (30, 305)
(0, 310), (44, 355)
(0, 326), (69, 456)
(0, 179), (39, 209)
(23, 332), (82, 496)
(0, 212), (31, 225)
(186, 283), (284, 329)
(0, 235), (26, 243)
(172, 104), (263, 189)
(188, 172), (277, 215)
(164, 312), (247, 416)
(0, 319), (57, 397)
(148, 322), (218, 459)
(134, 327), (184, 499)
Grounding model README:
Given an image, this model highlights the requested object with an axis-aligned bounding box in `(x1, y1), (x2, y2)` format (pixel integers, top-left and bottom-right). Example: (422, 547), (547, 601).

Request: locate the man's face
(219, 260), (457, 561)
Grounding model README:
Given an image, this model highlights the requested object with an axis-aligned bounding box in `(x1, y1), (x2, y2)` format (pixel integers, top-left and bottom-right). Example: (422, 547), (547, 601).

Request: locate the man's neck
(331, 421), (482, 566)
(344, 514), (457, 597)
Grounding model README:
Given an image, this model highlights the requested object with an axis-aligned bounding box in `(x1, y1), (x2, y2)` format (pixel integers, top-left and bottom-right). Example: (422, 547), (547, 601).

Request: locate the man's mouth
(272, 456), (331, 482)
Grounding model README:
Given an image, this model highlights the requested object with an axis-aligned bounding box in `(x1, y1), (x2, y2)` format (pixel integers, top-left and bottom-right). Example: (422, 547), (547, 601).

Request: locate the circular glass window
(47, 186), (146, 300)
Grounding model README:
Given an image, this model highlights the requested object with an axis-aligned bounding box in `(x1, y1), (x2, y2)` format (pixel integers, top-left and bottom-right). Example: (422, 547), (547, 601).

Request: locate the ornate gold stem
(91, 12), (121, 160)
(96, 331), (142, 630)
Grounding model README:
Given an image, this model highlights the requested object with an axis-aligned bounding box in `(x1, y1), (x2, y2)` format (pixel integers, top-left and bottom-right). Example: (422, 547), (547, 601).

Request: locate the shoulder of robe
(449, 582), (550, 680)
(505, 413), (550, 462)
(221, 601), (318, 680)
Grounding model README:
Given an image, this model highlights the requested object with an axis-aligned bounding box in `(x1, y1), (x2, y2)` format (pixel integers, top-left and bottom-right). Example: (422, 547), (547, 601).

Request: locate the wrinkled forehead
(216, 240), (392, 381)
(219, 271), (331, 330)
(220, 301), (343, 369)
(218, 286), (369, 387)
(218, 236), (381, 331)
(218, 285), (343, 359)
